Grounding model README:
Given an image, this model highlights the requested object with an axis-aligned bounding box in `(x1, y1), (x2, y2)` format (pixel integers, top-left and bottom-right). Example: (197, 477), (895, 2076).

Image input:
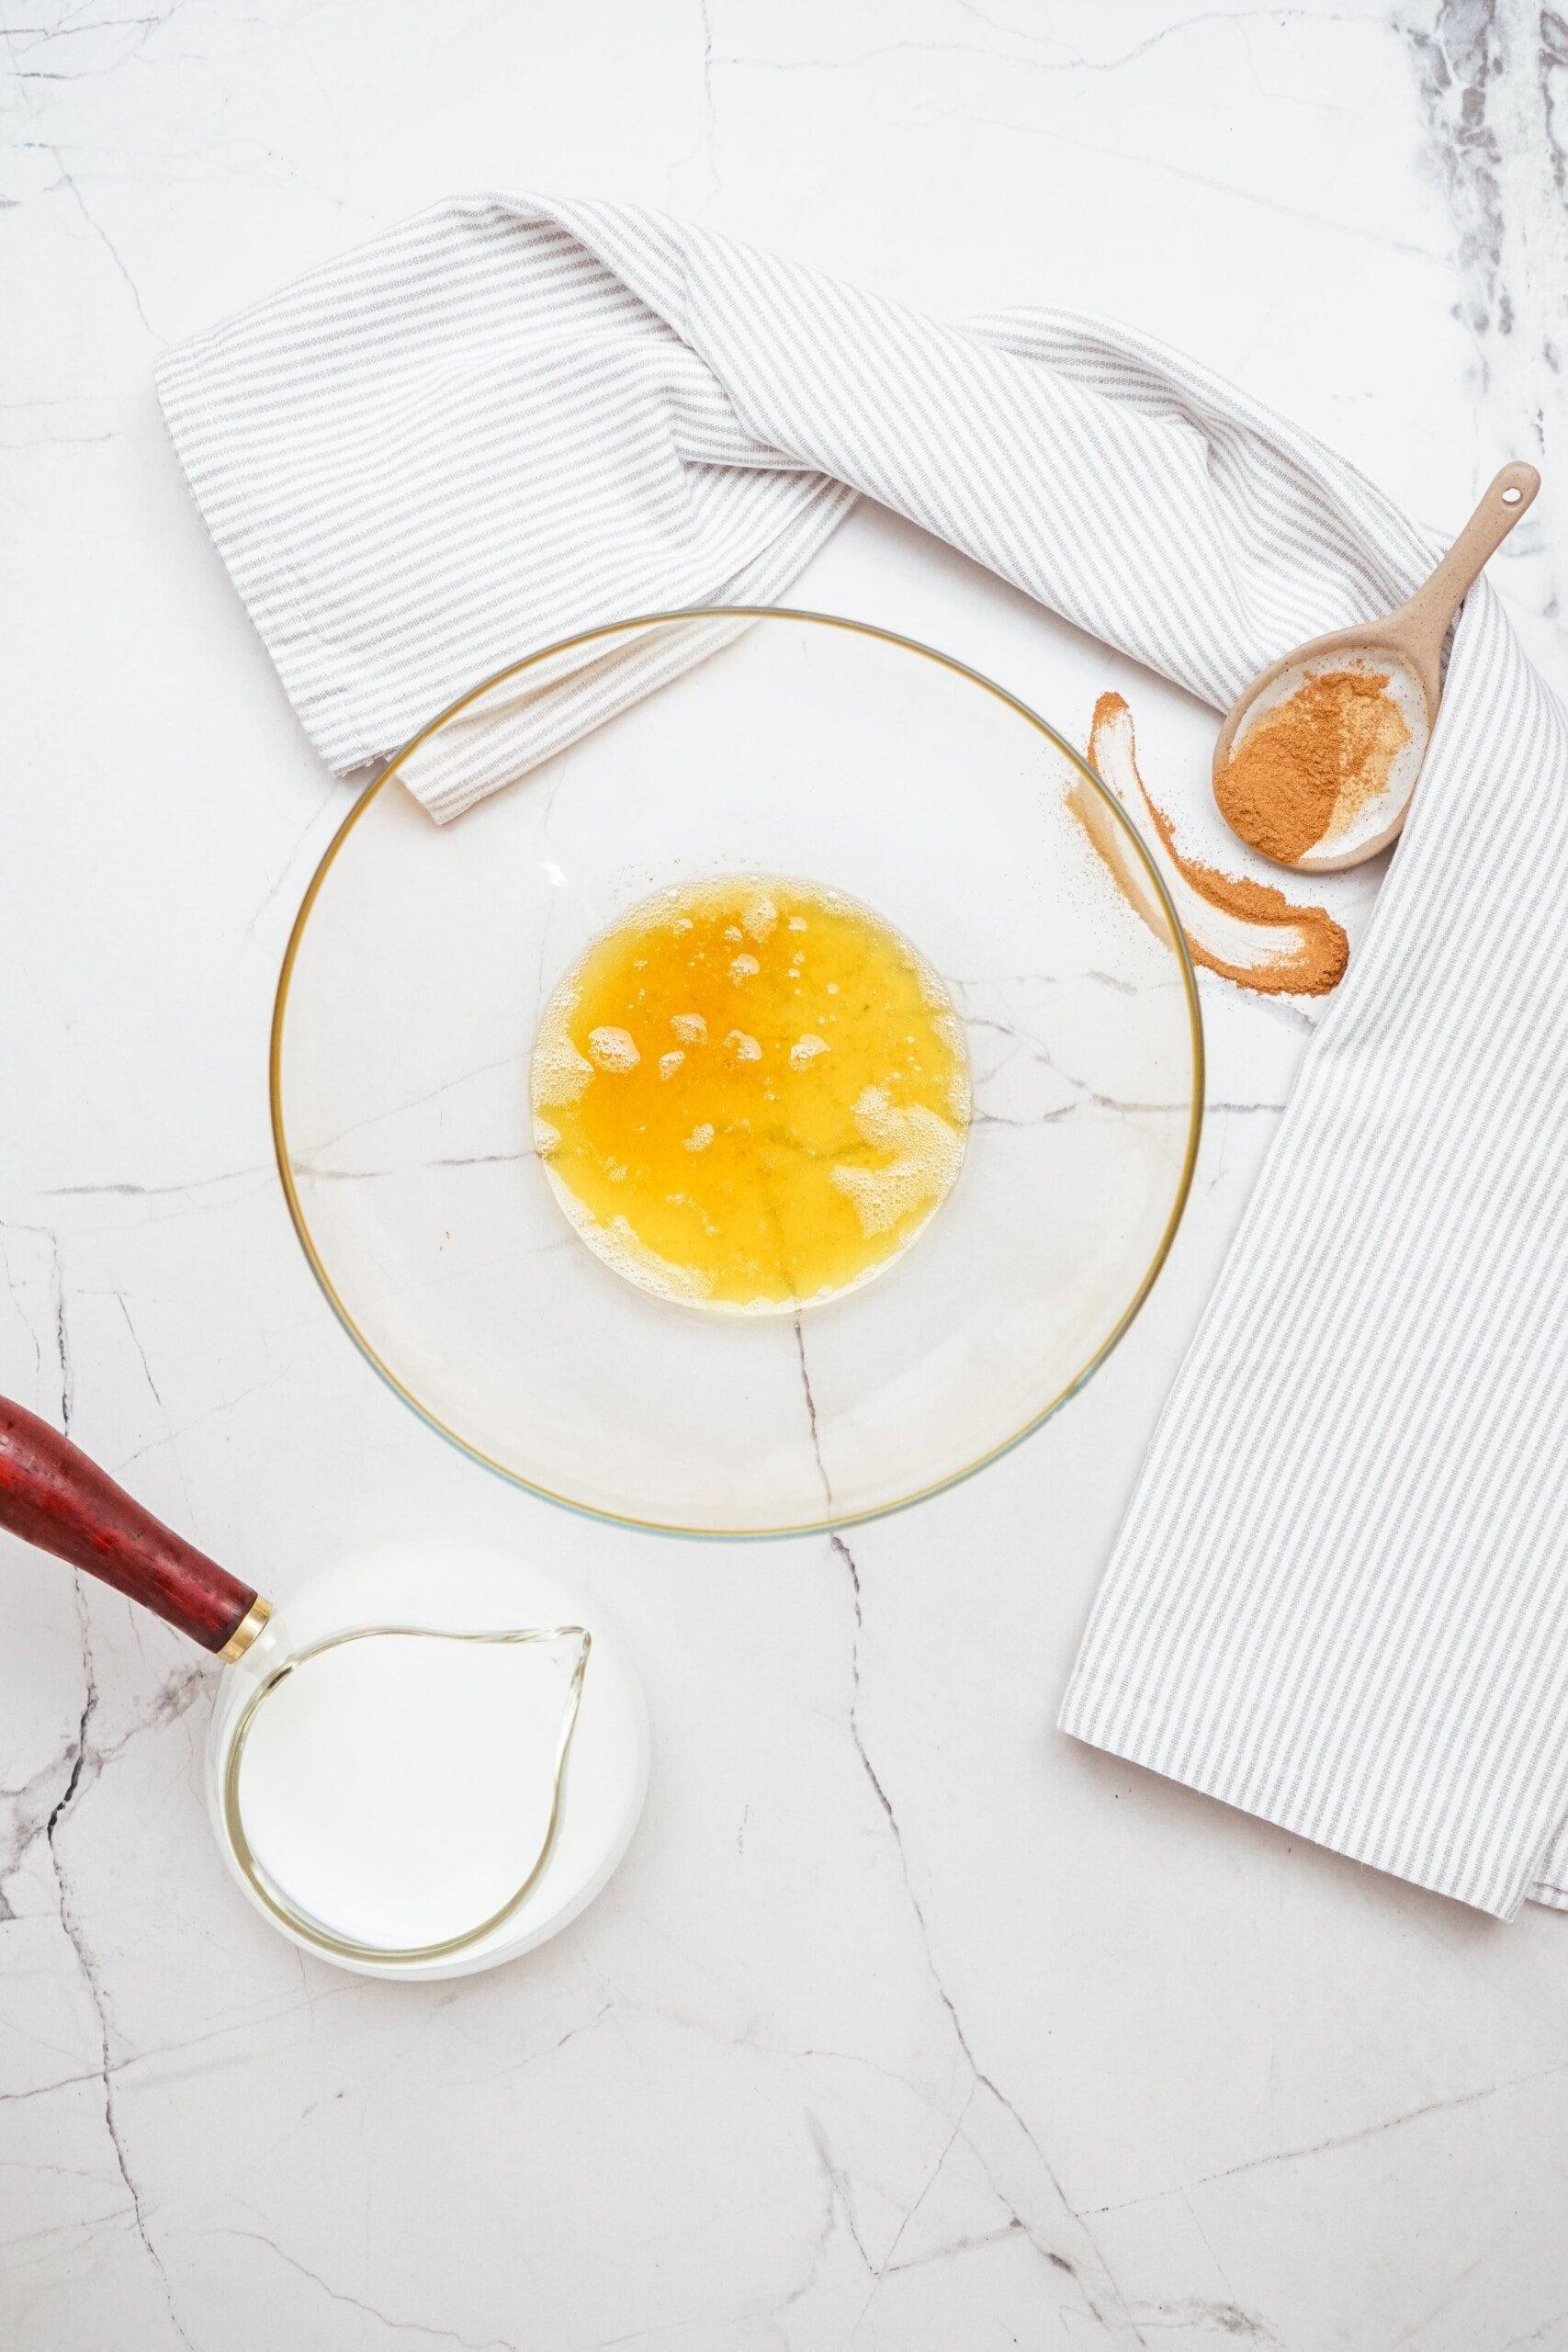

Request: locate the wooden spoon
(1213, 461), (1540, 873)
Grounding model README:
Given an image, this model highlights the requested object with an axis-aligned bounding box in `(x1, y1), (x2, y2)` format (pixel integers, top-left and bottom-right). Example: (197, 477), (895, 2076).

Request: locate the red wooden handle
(0, 1396), (262, 1654)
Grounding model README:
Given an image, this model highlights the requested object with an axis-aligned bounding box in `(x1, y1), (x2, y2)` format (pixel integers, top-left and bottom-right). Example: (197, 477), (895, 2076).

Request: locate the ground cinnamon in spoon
(1215, 667), (1410, 864)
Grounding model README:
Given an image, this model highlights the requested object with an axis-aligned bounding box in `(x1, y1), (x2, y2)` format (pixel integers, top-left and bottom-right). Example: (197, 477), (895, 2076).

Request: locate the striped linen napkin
(158, 195), (1568, 1918)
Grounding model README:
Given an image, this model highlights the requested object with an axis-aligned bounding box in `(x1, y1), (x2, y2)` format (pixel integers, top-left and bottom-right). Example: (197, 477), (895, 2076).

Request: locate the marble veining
(3, 3), (1567, 2346)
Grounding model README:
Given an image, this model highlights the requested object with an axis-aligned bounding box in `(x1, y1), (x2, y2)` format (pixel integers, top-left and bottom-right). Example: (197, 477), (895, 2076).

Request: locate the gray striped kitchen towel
(158, 195), (1568, 1918)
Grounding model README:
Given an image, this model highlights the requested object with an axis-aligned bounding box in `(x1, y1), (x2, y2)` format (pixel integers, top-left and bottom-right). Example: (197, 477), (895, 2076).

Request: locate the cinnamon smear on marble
(1075, 694), (1349, 999)
(1215, 666), (1411, 864)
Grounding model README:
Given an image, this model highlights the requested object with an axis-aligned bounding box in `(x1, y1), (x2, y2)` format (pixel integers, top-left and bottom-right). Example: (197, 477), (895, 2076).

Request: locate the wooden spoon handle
(0, 1396), (266, 1656)
(1395, 461), (1540, 668)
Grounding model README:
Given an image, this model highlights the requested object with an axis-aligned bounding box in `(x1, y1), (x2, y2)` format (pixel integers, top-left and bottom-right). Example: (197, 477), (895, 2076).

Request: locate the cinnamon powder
(1215, 667), (1410, 864)
(1077, 693), (1350, 999)
(1137, 792), (1350, 997)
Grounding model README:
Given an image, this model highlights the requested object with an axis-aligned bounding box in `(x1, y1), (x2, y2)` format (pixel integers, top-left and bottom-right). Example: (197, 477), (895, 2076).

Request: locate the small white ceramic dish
(205, 1540), (650, 1979)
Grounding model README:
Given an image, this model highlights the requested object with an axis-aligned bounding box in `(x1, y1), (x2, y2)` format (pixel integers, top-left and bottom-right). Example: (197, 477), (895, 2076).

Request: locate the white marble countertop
(3, 4), (1565, 2346)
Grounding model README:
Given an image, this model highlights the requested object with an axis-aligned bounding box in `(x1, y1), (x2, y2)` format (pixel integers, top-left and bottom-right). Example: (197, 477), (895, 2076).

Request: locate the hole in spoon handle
(1490, 460), (1540, 514)
(0, 1394), (263, 1654)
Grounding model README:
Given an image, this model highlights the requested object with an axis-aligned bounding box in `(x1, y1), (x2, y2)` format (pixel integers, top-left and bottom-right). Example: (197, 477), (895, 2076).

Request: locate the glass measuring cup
(0, 1396), (648, 1974)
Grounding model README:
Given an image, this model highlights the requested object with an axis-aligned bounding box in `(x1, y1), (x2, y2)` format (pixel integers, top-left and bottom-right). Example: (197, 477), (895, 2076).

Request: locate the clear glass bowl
(272, 611), (1202, 1537)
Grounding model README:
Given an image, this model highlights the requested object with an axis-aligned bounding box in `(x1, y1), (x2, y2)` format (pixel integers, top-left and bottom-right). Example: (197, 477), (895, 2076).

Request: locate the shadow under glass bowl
(272, 609), (1203, 1539)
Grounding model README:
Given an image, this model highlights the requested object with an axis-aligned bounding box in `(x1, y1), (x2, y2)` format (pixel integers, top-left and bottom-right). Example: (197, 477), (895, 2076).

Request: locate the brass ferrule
(220, 1596), (274, 1663)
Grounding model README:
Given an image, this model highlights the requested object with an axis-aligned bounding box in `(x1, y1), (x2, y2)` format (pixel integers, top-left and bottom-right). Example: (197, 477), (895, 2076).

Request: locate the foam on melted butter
(532, 876), (970, 1312)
